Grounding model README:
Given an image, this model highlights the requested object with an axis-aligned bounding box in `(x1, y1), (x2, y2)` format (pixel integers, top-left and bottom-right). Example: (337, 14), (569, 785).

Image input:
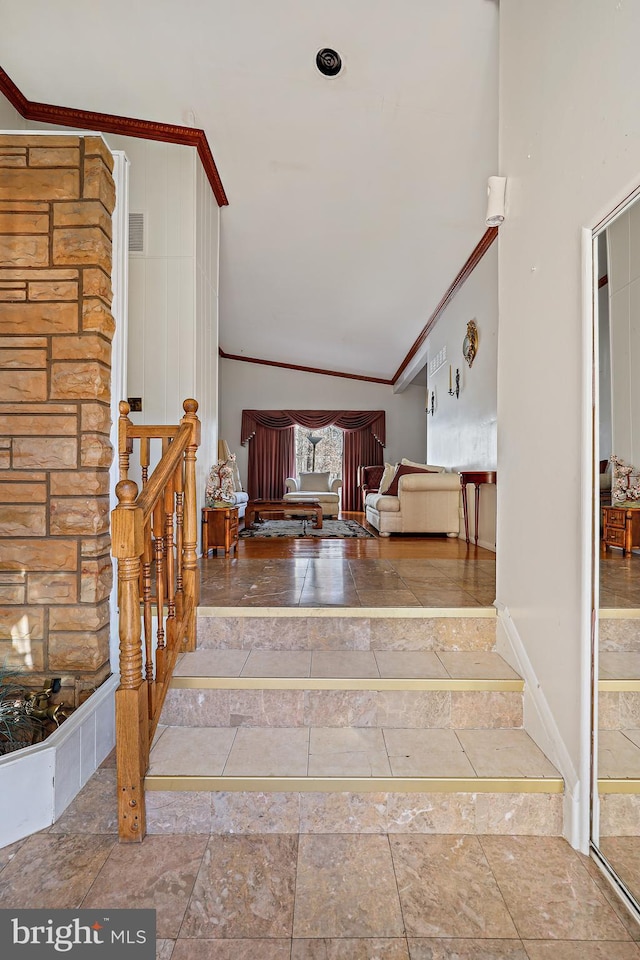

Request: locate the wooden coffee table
(245, 498), (323, 529)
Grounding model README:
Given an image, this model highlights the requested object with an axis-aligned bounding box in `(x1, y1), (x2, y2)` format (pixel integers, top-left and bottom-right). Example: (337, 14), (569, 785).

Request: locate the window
(294, 425), (343, 479)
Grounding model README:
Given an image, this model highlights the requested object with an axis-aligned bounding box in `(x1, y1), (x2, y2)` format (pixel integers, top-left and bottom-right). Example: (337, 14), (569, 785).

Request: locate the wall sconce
(485, 176), (507, 227)
(447, 365), (460, 399)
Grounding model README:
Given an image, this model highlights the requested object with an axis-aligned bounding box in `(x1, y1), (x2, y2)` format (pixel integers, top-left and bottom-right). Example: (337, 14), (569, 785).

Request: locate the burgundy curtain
(242, 410), (385, 509)
(246, 424), (295, 500)
(342, 426), (384, 511)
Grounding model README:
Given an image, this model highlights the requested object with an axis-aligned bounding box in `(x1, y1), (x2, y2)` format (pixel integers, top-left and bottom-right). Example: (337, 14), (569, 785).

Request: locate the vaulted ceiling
(0, 1), (499, 383)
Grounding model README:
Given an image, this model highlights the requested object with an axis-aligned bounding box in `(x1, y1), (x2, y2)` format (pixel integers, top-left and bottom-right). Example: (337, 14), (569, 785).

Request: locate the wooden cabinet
(602, 506), (640, 556)
(202, 506), (238, 557)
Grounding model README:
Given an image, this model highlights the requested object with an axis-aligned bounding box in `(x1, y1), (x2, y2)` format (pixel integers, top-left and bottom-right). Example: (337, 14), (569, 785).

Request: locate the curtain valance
(241, 410), (385, 447)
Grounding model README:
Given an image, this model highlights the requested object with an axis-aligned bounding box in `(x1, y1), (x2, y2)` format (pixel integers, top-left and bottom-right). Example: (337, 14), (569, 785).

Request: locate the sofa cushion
(385, 464), (435, 497)
(366, 492), (400, 513)
(298, 471), (331, 492)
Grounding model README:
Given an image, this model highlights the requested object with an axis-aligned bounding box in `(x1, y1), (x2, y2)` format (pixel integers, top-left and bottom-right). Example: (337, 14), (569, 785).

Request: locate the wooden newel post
(181, 399), (200, 652)
(112, 479), (149, 842)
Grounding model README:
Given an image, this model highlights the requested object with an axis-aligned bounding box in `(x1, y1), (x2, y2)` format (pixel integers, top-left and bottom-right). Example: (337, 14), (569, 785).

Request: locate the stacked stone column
(0, 135), (116, 704)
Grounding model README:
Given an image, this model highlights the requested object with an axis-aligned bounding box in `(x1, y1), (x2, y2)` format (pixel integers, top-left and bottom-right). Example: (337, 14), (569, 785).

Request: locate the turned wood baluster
(174, 462), (184, 620)
(181, 400), (200, 652)
(118, 401), (134, 482)
(112, 479), (148, 842)
(142, 519), (154, 706)
(164, 477), (176, 623)
(152, 499), (167, 691)
(140, 437), (150, 487)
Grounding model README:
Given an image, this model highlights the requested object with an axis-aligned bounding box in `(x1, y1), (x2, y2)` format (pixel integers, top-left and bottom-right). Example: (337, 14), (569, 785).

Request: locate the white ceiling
(0, 1), (499, 382)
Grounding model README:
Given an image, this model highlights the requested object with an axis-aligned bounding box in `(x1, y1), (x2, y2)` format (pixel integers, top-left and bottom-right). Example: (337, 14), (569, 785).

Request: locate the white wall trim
(580, 226), (597, 855)
(0, 674), (117, 848)
(494, 602), (583, 848)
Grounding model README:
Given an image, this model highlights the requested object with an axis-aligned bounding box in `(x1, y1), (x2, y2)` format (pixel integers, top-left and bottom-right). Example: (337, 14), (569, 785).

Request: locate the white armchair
(283, 471), (342, 518)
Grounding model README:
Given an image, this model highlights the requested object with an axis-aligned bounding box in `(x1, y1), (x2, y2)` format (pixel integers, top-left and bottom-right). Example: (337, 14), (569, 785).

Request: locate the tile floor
(199, 557), (497, 608)
(600, 550), (640, 609)
(2, 755), (638, 960)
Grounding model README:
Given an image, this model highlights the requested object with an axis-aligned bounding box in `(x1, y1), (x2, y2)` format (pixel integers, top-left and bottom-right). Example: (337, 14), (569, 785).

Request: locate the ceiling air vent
(128, 212), (145, 254)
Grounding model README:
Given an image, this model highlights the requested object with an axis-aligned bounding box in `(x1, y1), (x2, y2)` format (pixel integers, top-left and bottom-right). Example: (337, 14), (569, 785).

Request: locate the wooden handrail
(111, 399), (200, 841)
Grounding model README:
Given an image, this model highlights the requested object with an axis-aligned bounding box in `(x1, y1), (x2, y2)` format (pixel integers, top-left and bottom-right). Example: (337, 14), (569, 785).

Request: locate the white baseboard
(457, 533), (496, 553)
(495, 603), (582, 848)
(0, 673), (117, 848)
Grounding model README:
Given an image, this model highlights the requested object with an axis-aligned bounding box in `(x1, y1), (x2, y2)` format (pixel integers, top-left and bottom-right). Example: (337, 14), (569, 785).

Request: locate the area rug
(239, 518), (373, 539)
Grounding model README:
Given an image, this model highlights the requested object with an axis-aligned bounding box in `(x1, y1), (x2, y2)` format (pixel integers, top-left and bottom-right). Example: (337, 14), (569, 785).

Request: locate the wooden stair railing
(111, 399), (201, 841)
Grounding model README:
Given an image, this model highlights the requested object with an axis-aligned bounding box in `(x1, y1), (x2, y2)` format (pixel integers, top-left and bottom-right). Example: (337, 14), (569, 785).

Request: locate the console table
(459, 470), (497, 546)
(201, 505), (239, 557)
(602, 505), (640, 556)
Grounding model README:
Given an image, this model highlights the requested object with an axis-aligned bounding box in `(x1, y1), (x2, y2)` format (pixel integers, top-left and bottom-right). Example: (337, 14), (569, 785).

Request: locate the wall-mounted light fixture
(485, 176), (507, 227)
(447, 365), (460, 399)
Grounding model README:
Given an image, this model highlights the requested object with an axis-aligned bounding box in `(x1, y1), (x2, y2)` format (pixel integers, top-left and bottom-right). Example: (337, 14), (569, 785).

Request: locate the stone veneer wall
(0, 135), (116, 705)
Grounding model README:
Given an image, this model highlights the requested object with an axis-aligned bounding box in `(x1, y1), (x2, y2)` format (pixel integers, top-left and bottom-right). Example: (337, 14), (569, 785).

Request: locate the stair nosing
(144, 773), (564, 794)
(598, 778), (640, 794)
(170, 676), (523, 692)
(197, 606), (497, 618)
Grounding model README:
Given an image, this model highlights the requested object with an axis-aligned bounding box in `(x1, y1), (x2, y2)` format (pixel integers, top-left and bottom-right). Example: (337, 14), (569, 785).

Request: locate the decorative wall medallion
(463, 320), (478, 368)
(316, 49), (342, 76)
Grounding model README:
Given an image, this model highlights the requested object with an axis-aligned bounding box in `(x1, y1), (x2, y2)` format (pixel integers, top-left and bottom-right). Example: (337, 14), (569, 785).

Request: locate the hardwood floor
(199, 511), (497, 608)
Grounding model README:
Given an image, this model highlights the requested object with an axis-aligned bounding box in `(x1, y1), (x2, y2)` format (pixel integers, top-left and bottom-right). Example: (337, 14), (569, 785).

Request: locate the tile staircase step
(146, 605), (564, 836)
(162, 648), (524, 729)
(147, 725), (560, 782)
(144, 784), (564, 836)
(196, 608), (497, 652)
(173, 649), (522, 684)
(143, 724), (564, 835)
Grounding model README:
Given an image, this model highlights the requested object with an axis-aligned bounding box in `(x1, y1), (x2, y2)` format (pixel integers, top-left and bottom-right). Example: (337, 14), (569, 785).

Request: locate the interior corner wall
(425, 242), (498, 549)
(195, 160), (220, 518)
(0, 91), (26, 129)
(102, 135), (198, 427)
(218, 359), (426, 487)
(498, 1), (640, 789)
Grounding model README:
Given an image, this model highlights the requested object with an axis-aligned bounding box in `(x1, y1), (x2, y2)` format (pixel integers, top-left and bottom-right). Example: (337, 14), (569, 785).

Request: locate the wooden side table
(459, 470), (497, 546)
(602, 505), (640, 556)
(201, 505), (238, 557)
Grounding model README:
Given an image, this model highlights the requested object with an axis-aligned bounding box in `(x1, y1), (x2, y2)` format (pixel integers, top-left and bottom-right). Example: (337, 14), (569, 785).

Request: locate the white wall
(608, 204), (640, 466)
(219, 358), (426, 488)
(499, 0), (640, 844)
(425, 243), (498, 549)
(104, 136), (197, 426)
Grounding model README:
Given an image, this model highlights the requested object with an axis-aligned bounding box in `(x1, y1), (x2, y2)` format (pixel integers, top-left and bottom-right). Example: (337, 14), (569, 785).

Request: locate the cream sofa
(283, 471), (342, 518)
(365, 464), (460, 537)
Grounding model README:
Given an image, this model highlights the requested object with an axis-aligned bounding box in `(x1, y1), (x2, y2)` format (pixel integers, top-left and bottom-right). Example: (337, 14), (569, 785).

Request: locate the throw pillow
(385, 463), (435, 498)
(401, 458), (445, 473)
(298, 471), (330, 492)
(378, 462), (397, 495)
